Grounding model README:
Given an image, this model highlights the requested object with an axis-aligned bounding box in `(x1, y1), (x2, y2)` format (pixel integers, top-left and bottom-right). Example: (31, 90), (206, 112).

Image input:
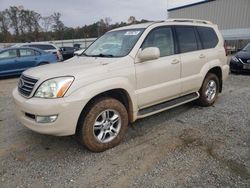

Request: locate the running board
(137, 92), (199, 118)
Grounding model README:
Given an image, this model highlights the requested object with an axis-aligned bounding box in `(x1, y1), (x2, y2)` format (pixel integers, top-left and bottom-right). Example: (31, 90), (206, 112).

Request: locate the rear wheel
(38, 62), (49, 66)
(197, 73), (219, 107)
(77, 98), (128, 152)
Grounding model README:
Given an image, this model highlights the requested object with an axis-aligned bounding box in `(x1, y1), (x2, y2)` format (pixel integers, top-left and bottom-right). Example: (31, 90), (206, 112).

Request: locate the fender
(65, 77), (138, 121)
(199, 58), (223, 84)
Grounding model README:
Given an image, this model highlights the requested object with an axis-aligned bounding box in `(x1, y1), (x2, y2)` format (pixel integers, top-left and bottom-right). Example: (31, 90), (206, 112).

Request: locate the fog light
(35, 115), (58, 123)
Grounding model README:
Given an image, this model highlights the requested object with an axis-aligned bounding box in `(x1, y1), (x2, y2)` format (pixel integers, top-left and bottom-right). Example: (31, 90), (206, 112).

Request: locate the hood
(24, 56), (119, 81)
(235, 50), (250, 59)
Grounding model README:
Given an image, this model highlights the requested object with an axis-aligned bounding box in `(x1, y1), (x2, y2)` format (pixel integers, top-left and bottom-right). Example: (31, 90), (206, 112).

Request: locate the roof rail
(166, 18), (213, 25)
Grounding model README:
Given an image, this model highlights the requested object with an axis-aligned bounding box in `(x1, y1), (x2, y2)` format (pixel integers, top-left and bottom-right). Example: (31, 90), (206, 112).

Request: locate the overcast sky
(0, 0), (205, 27)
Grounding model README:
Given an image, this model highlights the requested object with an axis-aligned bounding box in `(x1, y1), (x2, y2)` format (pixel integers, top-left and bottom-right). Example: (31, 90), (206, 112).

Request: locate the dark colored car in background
(59, 46), (75, 60)
(230, 43), (250, 73)
(73, 43), (81, 51)
(0, 47), (57, 77)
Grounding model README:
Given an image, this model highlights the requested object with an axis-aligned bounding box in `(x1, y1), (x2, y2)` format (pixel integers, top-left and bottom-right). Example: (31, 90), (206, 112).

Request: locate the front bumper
(12, 88), (86, 136)
(230, 60), (250, 73)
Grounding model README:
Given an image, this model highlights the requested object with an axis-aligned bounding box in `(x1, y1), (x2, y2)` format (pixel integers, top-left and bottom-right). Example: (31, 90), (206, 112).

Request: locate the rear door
(18, 48), (38, 70)
(175, 26), (205, 94)
(196, 26), (221, 69)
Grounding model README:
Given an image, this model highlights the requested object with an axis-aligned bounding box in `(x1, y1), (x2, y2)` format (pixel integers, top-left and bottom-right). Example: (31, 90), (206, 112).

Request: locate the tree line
(0, 6), (149, 43)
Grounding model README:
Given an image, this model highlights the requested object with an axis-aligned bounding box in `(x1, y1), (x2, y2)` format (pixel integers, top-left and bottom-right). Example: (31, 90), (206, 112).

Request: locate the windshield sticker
(124, 31), (141, 36)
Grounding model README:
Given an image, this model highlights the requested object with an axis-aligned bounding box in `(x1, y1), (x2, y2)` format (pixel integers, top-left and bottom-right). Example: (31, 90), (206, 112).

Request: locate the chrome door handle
(199, 54), (206, 58)
(171, 59), (180, 64)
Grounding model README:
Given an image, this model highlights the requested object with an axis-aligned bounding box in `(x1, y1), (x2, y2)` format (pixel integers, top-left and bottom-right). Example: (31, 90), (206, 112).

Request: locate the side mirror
(138, 47), (160, 62)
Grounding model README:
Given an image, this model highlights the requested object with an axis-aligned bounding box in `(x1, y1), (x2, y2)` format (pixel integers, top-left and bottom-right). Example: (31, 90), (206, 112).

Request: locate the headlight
(232, 56), (239, 63)
(34, 77), (74, 98)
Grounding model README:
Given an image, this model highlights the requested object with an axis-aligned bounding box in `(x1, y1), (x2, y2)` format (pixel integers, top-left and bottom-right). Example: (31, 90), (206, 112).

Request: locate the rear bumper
(12, 88), (86, 136)
(222, 64), (230, 80)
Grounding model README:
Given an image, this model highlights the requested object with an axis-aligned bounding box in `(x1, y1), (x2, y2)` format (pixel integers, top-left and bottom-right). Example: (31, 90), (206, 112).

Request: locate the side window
(29, 44), (55, 50)
(20, 49), (35, 57)
(34, 50), (41, 56)
(0, 49), (17, 59)
(175, 26), (198, 53)
(197, 26), (218, 49)
(142, 27), (175, 57)
(28, 45), (40, 49)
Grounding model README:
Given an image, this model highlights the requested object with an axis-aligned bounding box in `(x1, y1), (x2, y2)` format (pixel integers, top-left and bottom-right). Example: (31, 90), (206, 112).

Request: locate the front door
(0, 49), (19, 76)
(135, 26), (181, 109)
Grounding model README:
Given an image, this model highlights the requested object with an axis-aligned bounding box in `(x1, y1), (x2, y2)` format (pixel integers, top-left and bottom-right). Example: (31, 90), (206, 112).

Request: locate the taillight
(224, 41), (228, 56)
(52, 51), (59, 60)
(56, 51), (60, 60)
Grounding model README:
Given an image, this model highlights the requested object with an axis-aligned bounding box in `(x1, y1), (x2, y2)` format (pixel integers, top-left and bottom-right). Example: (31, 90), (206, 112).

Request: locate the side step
(137, 92), (199, 118)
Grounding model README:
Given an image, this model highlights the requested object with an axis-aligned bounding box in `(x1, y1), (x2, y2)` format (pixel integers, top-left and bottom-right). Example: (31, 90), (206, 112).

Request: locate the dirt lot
(0, 74), (250, 188)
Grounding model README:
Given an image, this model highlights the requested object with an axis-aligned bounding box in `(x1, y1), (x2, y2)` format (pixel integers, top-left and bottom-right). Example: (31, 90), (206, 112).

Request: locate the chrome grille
(18, 74), (38, 97)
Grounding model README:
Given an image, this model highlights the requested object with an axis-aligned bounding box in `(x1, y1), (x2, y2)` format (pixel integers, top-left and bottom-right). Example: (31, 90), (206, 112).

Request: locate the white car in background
(73, 48), (85, 56)
(13, 43), (63, 61)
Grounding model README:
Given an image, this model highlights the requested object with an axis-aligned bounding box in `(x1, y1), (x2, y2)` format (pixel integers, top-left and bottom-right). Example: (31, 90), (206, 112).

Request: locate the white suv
(13, 19), (229, 152)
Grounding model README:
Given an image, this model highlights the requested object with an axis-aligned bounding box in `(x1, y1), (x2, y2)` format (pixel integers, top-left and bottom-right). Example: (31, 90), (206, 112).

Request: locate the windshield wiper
(91, 53), (114, 57)
(80, 52), (88, 56)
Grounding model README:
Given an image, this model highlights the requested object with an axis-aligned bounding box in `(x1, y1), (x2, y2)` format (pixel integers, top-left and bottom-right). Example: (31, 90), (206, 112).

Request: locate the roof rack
(166, 18), (213, 25)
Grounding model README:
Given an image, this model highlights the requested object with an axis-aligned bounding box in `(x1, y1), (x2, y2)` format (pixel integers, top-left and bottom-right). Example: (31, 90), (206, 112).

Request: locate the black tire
(76, 97), (128, 152)
(38, 62), (49, 66)
(230, 69), (239, 74)
(197, 73), (219, 107)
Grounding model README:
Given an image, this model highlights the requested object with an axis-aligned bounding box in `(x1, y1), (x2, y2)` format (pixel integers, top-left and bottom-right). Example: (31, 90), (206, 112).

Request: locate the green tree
(128, 16), (137, 24)
(52, 12), (65, 39)
(41, 15), (53, 40)
(0, 10), (11, 42)
(7, 6), (20, 37)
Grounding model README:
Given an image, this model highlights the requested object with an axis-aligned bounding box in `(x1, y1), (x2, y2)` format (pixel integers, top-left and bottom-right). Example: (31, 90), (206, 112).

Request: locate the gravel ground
(0, 73), (250, 188)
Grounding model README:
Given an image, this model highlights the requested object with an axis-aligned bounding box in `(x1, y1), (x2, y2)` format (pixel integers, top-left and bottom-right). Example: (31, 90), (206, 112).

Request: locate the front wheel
(76, 98), (128, 152)
(197, 73), (219, 107)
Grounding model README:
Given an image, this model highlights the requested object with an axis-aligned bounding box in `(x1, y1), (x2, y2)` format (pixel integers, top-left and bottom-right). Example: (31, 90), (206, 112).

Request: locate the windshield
(84, 29), (144, 57)
(243, 43), (250, 51)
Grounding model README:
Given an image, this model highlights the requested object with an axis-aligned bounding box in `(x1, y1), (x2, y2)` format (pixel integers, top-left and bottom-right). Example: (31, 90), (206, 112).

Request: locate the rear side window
(175, 26), (198, 53)
(142, 27), (175, 57)
(197, 26), (218, 49)
(28, 44), (56, 50)
(34, 50), (41, 56)
(19, 49), (35, 57)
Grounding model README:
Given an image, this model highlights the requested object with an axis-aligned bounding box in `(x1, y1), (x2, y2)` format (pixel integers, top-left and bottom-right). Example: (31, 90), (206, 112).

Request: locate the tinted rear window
(175, 26), (198, 53)
(28, 44), (56, 50)
(197, 26), (218, 49)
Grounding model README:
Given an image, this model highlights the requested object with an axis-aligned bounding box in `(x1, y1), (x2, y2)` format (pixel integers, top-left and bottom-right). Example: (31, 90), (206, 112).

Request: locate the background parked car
(73, 48), (85, 56)
(0, 47), (57, 77)
(14, 43), (63, 61)
(230, 43), (250, 73)
(59, 46), (75, 60)
(73, 43), (81, 51)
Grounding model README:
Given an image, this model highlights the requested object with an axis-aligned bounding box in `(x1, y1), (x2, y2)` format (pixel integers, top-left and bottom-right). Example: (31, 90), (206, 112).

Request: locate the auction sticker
(125, 31), (141, 36)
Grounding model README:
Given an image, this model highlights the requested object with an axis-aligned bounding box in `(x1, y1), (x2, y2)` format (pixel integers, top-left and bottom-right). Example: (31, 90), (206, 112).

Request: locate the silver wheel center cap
(103, 121), (111, 129)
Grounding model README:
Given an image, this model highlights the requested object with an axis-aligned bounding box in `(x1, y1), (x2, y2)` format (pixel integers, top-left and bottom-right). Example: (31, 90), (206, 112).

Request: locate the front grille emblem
(18, 75), (38, 97)
(18, 79), (24, 88)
